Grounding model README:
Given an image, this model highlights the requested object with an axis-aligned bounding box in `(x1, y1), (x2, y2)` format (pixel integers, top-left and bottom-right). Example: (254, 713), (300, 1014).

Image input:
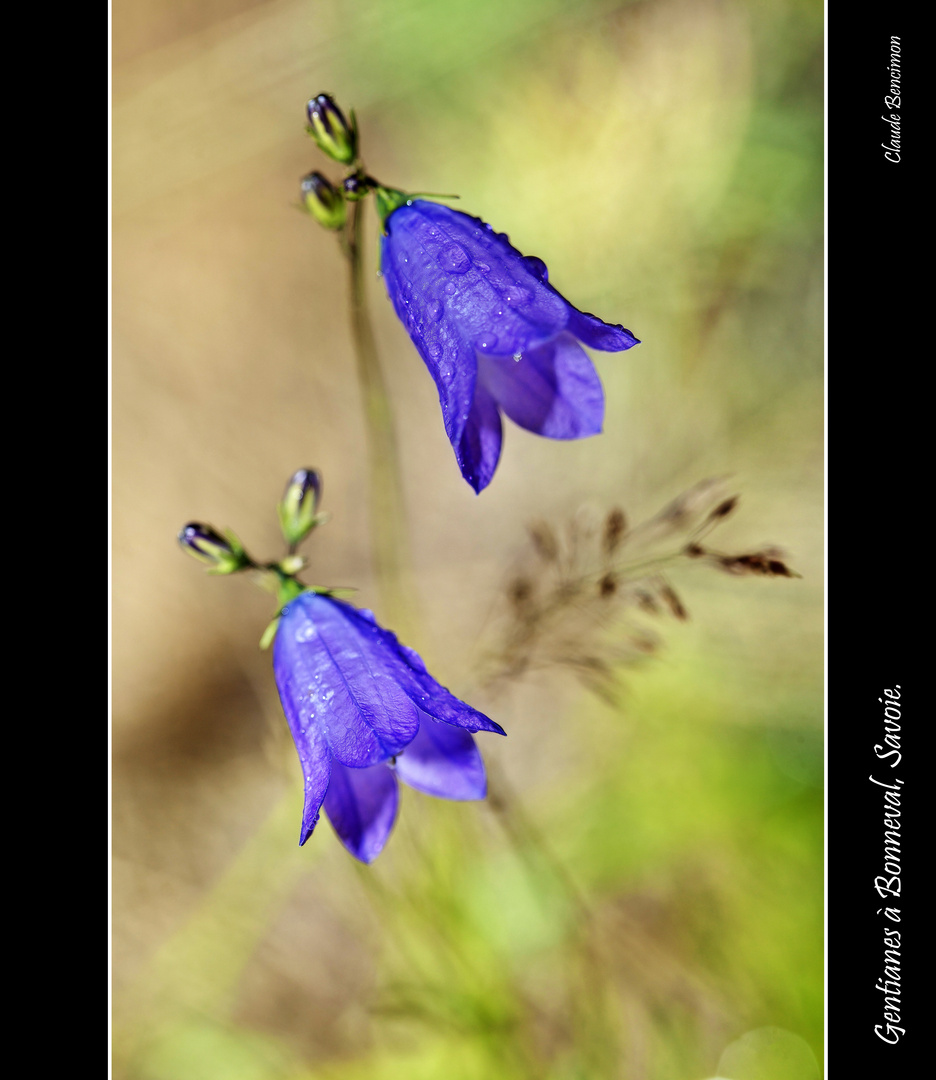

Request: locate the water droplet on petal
(505, 285), (533, 307)
(438, 243), (471, 274)
(426, 340), (443, 360)
(522, 255), (548, 282)
(428, 300), (444, 320)
(444, 282), (457, 295)
(475, 333), (499, 353)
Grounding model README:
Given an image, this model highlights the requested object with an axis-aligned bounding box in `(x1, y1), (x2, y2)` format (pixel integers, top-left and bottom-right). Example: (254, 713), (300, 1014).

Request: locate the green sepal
(374, 187), (461, 232)
(275, 575), (308, 608)
(375, 186), (412, 232)
(259, 616), (281, 650)
(309, 585), (357, 599)
(206, 529), (251, 575)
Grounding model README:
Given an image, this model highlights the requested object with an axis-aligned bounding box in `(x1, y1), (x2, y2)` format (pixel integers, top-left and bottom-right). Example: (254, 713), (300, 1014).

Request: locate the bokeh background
(112, 1), (824, 1077)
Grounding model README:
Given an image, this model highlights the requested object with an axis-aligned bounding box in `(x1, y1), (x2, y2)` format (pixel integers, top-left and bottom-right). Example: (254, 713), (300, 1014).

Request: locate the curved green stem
(346, 197), (415, 636)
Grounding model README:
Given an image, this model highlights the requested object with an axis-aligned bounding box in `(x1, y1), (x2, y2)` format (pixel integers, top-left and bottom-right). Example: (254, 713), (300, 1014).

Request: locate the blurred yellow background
(113, 1), (823, 1077)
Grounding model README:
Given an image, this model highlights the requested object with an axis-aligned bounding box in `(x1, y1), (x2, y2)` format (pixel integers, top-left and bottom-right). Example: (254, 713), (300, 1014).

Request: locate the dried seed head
(631, 634), (658, 654)
(636, 590), (659, 614)
(716, 551), (798, 577)
(603, 507), (627, 556)
(528, 521), (559, 562)
(509, 576), (534, 607)
(710, 496), (739, 520)
(655, 478), (727, 529)
(660, 584), (688, 620)
(599, 572), (618, 598)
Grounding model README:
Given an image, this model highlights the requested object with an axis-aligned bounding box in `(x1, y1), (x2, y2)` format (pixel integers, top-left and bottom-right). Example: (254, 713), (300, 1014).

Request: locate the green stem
(346, 197), (415, 636)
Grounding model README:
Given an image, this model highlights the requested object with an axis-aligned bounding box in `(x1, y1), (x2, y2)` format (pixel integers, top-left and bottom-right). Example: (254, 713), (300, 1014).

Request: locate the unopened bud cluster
(179, 468), (332, 621)
(299, 92), (401, 233)
(299, 93), (359, 232)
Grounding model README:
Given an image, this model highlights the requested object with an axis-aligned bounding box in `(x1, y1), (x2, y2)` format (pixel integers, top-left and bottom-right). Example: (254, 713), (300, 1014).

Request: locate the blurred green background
(112, 1), (823, 1077)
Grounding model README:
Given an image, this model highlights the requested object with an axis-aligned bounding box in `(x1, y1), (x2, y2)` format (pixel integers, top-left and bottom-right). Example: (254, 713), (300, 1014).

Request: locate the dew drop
(475, 333), (499, 353)
(427, 341), (443, 361)
(505, 285), (533, 307)
(522, 255), (548, 282)
(438, 242), (471, 274)
(444, 281), (457, 295)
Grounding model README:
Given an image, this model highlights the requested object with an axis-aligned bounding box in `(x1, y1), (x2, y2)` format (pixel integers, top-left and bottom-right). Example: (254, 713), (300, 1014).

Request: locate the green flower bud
(178, 523), (251, 574)
(277, 468), (323, 548)
(300, 172), (347, 230)
(343, 173), (376, 201)
(305, 94), (357, 165)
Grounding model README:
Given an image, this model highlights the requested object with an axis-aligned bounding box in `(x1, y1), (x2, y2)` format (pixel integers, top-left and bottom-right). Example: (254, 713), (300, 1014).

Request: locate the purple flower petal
(324, 760), (399, 863)
(380, 199), (639, 492)
(335, 602), (506, 737)
(297, 729), (331, 846)
(273, 593), (421, 768)
(394, 715), (487, 800)
(456, 380), (503, 494)
(272, 590), (504, 861)
(565, 307), (640, 352)
(478, 332), (604, 439)
(382, 200), (569, 354)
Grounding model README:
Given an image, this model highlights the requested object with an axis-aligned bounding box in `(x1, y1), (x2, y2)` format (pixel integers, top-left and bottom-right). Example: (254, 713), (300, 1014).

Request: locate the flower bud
(278, 468), (323, 548)
(343, 173), (376, 202)
(178, 523), (250, 574)
(305, 94), (357, 165)
(300, 172), (347, 230)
